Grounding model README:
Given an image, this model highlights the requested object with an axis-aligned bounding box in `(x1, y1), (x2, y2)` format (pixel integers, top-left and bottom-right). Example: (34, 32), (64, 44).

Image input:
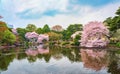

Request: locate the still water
(0, 45), (120, 74)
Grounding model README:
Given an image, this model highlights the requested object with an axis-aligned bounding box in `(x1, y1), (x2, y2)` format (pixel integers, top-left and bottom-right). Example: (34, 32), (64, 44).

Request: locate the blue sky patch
(70, 0), (117, 6)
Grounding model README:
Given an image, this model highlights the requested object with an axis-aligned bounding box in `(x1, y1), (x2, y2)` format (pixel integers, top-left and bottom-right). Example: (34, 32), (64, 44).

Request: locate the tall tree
(42, 24), (50, 33)
(26, 24), (37, 32)
(0, 21), (8, 32)
(116, 7), (120, 15)
(62, 30), (71, 40)
(17, 28), (27, 41)
(0, 21), (8, 42)
(3, 30), (16, 45)
(47, 32), (62, 41)
(67, 24), (83, 34)
(104, 7), (120, 32)
(36, 28), (43, 34)
(62, 24), (83, 40)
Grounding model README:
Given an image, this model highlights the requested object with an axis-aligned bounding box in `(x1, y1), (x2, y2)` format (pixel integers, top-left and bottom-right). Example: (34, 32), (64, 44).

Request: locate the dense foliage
(26, 24), (37, 32)
(104, 7), (120, 46)
(1, 7), (120, 47)
(104, 7), (120, 33)
(2, 30), (16, 45)
(0, 21), (16, 45)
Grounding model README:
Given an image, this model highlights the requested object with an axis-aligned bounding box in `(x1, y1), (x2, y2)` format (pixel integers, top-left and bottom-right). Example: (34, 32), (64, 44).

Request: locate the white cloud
(79, 2), (120, 24)
(0, 0), (120, 29)
(28, 2), (120, 29)
(1, 0), (69, 14)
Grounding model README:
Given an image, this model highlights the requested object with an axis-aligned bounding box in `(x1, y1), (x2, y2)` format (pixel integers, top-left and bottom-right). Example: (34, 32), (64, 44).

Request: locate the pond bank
(0, 45), (16, 49)
(54, 44), (120, 50)
(0, 44), (120, 50)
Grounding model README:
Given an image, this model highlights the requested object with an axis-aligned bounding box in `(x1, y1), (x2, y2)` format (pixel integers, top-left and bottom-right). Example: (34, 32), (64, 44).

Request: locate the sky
(0, 0), (120, 29)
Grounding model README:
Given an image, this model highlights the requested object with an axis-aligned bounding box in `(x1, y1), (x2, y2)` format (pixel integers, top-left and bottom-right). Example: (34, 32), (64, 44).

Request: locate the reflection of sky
(1, 57), (109, 74)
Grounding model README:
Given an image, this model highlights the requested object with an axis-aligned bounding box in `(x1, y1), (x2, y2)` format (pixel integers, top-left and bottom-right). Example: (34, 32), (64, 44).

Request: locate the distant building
(0, 15), (3, 19)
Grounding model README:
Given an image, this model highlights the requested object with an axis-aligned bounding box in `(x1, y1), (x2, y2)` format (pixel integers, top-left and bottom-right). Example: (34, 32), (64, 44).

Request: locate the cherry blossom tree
(25, 32), (39, 43)
(12, 29), (18, 35)
(80, 21), (110, 47)
(25, 32), (49, 44)
(37, 34), (49, 44)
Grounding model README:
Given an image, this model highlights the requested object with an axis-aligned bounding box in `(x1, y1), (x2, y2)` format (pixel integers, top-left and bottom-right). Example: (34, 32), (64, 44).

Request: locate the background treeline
(0, 7), (120, 47)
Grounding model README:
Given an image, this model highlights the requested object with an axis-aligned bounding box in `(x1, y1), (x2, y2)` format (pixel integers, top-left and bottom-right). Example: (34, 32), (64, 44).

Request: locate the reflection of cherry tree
(80, 49), (109, 71)
(25, 45), (49, 56)
(80, 21), (109, 47)
(37, 45), (49, 54)
(25, 48), (38, 56)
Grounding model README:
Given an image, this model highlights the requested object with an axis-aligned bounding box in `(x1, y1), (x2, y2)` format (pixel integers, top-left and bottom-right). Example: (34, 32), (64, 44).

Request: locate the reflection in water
(108, 51), (120, 74)
(25, 45), (49, 56)
(80, 49), (109, 71)
(0, 46), (120, 74)
(25, 45), (50, 63)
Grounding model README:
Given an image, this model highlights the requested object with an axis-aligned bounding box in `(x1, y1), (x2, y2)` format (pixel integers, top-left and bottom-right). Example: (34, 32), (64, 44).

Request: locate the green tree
(73, 35), (80, 46)
(0, 21), (8, 41)
(104, 7), (120, 32)
(67, 24), (83, 34)
(17, 28), (27, 41)
(113, 29), (120, 41)
(36, 28), (43, 34)
(26, 24), (37, 32)
(62, 24), (83, 40)
(47, 32), (62, 41)
(116, 7), (120, 15)
(62, 30), (71, 40)
(42, 24), (50, 33)
(3, 30), (16, 45)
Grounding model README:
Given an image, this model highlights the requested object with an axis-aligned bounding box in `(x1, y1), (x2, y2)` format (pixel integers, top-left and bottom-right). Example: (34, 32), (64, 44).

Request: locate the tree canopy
(42, 24), (50, 33)
(104, 7), (120, 32)
(26, 24), (37, 32)
(2, 30), (16, 45)
(51, 25), (63, 32)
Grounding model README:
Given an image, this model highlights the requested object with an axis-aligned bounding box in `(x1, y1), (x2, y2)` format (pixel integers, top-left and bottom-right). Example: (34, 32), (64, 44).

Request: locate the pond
(0, 45), (120, 74)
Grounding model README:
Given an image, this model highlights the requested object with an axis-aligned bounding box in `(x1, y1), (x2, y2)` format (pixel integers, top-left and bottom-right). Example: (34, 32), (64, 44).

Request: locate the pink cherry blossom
(25, 32), (49, 43)
(80, 21), (109, 47)
(37, 34), (49, 43)
(25, 32), (39, 39)
(12, 29), (18, 35)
